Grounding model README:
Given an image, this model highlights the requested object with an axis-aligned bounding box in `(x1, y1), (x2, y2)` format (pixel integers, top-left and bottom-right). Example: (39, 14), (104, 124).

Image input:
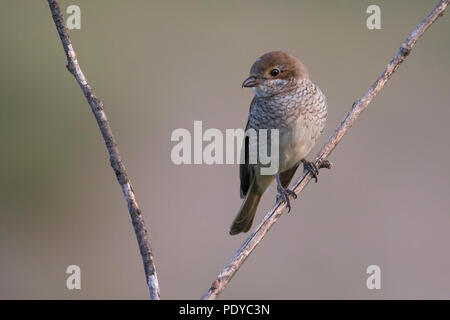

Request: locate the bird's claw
(302, 160), (319, 182)
(302, 159), (332, 182)
(276, 186), (297, 212)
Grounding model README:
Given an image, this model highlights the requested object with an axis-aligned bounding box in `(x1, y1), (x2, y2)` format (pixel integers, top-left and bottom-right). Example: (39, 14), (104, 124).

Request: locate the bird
(229, 51), (329, 235)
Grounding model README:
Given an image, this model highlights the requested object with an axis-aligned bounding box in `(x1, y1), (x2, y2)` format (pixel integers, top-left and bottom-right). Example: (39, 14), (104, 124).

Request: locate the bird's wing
(239, 97), (257, 198)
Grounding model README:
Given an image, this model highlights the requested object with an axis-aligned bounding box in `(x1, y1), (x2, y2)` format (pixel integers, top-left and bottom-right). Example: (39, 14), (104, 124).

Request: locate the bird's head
(242, 51), (309, 97)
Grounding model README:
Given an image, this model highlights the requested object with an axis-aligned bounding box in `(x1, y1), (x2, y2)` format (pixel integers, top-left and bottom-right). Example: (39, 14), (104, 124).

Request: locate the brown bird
(230, 51), (329, 235)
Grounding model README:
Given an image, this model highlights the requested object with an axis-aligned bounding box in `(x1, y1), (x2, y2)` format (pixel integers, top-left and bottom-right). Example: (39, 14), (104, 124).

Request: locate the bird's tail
(229, 183), (262, 235)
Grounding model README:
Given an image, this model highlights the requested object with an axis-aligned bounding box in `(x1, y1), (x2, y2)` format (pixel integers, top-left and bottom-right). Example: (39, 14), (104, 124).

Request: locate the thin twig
(47, 0), (160, 299)
(202, 0), (449, 300)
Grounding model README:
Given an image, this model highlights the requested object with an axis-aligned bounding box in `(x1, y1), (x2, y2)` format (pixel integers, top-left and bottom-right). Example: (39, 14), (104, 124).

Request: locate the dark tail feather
(229, 185), (261, 235)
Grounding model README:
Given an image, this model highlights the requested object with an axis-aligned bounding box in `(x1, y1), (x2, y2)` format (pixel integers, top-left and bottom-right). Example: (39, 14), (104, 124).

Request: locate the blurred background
(0, 0), (449, 299)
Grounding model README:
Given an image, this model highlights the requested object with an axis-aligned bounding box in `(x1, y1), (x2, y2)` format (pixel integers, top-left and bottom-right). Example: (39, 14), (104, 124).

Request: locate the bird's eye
(270, 68), (280, 77)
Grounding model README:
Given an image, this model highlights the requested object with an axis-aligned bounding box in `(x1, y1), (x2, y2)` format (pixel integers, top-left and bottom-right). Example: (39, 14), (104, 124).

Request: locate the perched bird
(230, 51), (329, 235)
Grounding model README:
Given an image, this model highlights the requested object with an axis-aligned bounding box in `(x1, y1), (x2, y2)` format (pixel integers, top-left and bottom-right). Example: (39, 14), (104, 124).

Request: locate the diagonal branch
(47, 0), (160, 299)
(202, 0), (449, 300)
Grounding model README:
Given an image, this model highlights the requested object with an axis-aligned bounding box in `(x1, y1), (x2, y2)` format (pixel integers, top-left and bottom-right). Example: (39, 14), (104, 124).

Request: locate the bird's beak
(242, 75), (259, 88)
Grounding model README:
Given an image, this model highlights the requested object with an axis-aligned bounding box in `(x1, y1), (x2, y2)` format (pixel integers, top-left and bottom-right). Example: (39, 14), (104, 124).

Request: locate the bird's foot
(302, 159), (319, 182)
(302, 159), (332, 182)
(275, 184), (297, 213)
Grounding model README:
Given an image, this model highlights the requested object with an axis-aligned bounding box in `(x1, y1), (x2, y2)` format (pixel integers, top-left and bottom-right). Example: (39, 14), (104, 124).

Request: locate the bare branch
(47, 0), (160, 299)
(202, 0), (449, 300)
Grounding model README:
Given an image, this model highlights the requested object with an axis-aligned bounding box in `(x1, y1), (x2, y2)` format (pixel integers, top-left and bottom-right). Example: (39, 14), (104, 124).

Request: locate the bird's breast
(248, 80), (327, 172)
